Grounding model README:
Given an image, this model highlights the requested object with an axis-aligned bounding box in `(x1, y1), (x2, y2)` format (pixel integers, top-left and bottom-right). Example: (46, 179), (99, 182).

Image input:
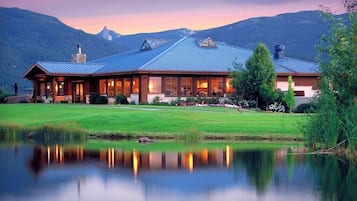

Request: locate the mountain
(112, 28), (195, 50)
(0, 8), (348, 93)
(97, 26), (121, 40)
(194, 11), (348, 62)
(0, 7), (127, 93)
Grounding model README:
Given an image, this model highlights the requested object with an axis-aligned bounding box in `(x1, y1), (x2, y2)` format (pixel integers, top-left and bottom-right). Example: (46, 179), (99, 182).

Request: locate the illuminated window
(149, 77), (162, 93)
(57, 81), (65, 96)
(196, 77), (208, 96)
(124, 78), (131, 96)
(226, 78), (235, 93)
(210, 77), (223, 96)
(181, 77), (192, 96)
(132, 77), (139, 94)
(115, 79), (123, 95)
(99, 79), (107, 94)
(164, 77), (178, 96)
(108, 79), (115, 97)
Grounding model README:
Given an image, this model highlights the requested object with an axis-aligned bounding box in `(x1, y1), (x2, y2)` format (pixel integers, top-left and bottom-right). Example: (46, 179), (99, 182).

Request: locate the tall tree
(283, 75), (295, 113)
(303, 5), (357, 150)
(243, 43), (276, 108)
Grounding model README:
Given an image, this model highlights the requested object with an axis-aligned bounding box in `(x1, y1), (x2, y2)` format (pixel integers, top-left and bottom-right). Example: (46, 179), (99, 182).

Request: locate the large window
(181, 77), (192, 96)
(107, 79), (115, 97)
(226, 78), (235, 93)
(196, 77), (208, 96)
(149, 77), (162, 93)
(164, 77), (178, 96)
(115, 79), (123, 95)
(57, 81), (65, 96)
(210, 77), (223, 96)
(132, 77), (139, 94)
(124, 78), (131, 96)
(99, 79), (107, 94)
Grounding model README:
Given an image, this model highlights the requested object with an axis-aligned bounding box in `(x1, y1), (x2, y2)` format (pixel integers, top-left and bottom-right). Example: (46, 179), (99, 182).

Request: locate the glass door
(73, 82), (84, 103)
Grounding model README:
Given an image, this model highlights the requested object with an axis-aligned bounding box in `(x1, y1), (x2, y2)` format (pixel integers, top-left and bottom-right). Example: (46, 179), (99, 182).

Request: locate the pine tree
(243, 43), (276, 108)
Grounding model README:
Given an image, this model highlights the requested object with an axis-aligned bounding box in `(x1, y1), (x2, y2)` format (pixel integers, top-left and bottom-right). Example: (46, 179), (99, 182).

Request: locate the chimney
(71, 44), (86, 63)
(274, 44), (285, 60)
(77, 44), (82, 54)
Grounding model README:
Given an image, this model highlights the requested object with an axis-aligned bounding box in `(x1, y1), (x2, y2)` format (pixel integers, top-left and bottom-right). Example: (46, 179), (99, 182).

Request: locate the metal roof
(91, 39), (179, 73)
(35, 61), (104, 75)
(26, 37), (319, 77)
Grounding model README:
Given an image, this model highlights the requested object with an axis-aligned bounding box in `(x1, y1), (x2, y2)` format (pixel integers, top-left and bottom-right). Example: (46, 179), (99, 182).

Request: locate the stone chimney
(274, 44), (285, 60)
(71, 44), (86, 63)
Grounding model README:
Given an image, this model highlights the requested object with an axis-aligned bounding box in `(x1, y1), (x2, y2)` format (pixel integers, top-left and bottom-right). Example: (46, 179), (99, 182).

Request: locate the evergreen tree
(242, 43), (276, 108)
(283, 75), (295, 113)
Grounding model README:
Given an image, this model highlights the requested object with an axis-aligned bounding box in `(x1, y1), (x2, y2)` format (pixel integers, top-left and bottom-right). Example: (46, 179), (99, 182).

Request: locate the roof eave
(277, 72), (319, 77)
(24, 63), (50, 79)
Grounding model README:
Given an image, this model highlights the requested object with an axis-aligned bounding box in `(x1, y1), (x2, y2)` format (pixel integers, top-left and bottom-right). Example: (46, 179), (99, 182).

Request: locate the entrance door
(73, 82), (84, 103)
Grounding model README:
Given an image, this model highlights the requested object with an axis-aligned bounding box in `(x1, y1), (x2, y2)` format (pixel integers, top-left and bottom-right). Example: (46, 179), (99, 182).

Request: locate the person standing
(14, 81), (18, 96)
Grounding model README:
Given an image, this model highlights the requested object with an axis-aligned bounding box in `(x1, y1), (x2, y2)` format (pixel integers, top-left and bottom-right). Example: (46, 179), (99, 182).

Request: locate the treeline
(0, 7), (127, 92)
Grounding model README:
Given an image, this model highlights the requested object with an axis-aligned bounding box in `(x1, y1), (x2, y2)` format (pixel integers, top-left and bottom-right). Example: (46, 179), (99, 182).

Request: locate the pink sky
(1, 0), (346, 34)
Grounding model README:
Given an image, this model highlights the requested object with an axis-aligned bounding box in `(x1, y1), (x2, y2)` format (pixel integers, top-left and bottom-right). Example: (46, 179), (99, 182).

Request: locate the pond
(0, 141), (356, 201)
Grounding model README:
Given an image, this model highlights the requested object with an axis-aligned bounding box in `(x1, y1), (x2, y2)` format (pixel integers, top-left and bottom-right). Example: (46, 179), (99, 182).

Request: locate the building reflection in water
(28, 144), (235, 176)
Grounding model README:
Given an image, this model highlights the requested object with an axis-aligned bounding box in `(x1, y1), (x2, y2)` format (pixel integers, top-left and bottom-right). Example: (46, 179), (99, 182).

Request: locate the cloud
(225, 0), (303, 5)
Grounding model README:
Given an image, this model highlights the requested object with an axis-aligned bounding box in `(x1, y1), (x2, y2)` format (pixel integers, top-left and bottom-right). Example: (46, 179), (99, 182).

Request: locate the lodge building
(24, 37), (319, 104)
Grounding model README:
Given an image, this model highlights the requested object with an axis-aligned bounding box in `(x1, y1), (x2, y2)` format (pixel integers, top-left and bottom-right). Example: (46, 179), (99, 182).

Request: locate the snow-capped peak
(97, 26), (121, 41)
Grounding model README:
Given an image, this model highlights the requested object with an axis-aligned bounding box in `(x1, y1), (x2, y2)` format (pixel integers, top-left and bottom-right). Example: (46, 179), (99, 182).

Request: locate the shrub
(152, 96), (170, 106)
(152, 96), (161, 104)
(170, 97), (184, 106)
(89, 93), (99, 104)
(115, 94), (129, 104)
(0, 89), (13, 103)
(89, 93), (108, 104)
(95, 95), (108, 104)
(155, 102), (170, 106)
(180, 128), (202, 144)
(295, 103), (315, 113)
(206, 97), (220, 104)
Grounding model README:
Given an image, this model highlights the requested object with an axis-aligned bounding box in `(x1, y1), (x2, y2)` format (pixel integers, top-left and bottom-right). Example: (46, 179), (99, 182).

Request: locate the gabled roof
(24, 37), (319, 78)
(140, 39), (169, 51)
(24, 61), (104, 78)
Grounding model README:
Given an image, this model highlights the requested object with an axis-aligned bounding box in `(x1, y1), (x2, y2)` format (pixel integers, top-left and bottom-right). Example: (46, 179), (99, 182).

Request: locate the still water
(0, 143), (356, 201)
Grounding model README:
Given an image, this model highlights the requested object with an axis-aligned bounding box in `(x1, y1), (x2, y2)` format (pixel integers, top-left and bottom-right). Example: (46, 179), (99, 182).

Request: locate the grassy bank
(83, 140), (303, 152)
(0, 104), (307, 139)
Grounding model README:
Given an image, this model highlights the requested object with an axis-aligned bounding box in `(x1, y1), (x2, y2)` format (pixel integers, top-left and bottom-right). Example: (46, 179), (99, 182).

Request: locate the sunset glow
(1, 0), (346, 34)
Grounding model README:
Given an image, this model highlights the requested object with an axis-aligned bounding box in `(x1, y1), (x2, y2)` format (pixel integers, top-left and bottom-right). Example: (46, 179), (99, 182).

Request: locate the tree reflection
(308, 155), (357, 201)
(235, 150), (276, 194)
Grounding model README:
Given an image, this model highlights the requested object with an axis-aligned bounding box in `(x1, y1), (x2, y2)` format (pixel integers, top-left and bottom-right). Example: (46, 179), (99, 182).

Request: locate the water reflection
(27, 145), (234, 176)
(0, 144), (356, 201)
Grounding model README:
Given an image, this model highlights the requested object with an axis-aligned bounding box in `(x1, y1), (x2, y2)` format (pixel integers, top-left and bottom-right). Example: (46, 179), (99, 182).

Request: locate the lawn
(0, 104), (307, 139)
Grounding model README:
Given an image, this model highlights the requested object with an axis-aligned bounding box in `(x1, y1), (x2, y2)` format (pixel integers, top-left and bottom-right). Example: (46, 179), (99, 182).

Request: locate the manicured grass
(0, 104), (307, 138)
